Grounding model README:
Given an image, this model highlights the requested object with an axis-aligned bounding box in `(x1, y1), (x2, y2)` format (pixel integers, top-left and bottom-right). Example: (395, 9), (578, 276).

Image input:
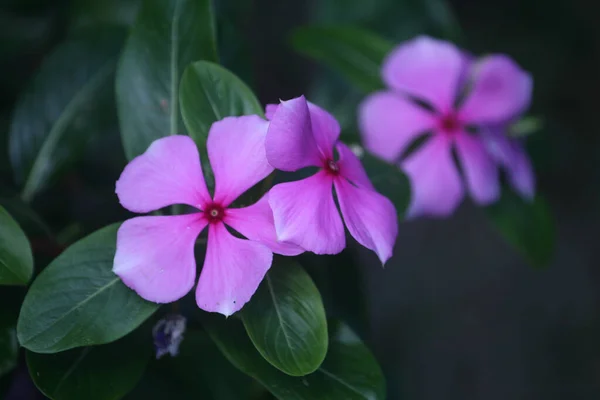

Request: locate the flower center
(438, 113), (461, 135)
(325, 159), (340, 175)
(204, 203), (225, 223)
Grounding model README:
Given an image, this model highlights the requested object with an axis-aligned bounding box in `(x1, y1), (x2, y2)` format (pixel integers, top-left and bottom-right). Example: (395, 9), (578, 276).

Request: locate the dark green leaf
(9, 27), (126, 202)
(0, 205), (33, 285)
(17, 224), (158, 353)
(206, 316), (386, 400)
(241, 257), (328, 376)
(360, 151), (411, 218)
(69, 0), (141, 30)
(27, 330), (150, 400)
(0, 196), (53, 238)
(116, 0), (218, 160)
(0, 310), (18, 378)
(179, 61), (263, 147)
(291, 26), (393, 93)
(486, 190), (555, 269)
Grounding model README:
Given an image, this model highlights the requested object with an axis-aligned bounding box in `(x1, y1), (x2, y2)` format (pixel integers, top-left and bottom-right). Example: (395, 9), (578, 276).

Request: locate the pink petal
(116, 135), (211, 213)
(359, 91), (436, 163)
(208, 115), (273, 207)
(401, 136), (464, 218)
(113, 214), (207, 303)
(459, 55), (532, 124)
(483, 129), (535, 200)
(268, 171), (345, 255)
(265, 104), (279, 120)
(454, 133), (500, 205)
(382, 36), (467, 113)
(196, 223), (272, 316)
(307, 102), (340, 160)
(224, 193), (305, 256)
(334, 178), (398, 264)
(335, 142), (374, 190)
(265, 96), (322, 171)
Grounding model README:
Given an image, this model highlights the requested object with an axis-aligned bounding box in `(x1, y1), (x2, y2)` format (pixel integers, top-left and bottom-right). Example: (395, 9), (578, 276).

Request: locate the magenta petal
(359, 91), (436, 163)
(382, 36), (467, 113)
(265, 104), (279, 120)
(268, 171), (345, 255)
(336, 142), (374, 190)
(116, 135), (211, 213)
(455, 133), (500, 205)
(307, 102), (340, 160)
(208, 115), (273, 207)
(224, 193), (305, 256)
(334, 178), (398, 264)
(113, 214), (207, 303)
(483, 129), (535, 200)
(402, 136), (464, 218)
(459, 55), (532, 124)
(265, 96), (322, 171)
(196, 223), (272, 316)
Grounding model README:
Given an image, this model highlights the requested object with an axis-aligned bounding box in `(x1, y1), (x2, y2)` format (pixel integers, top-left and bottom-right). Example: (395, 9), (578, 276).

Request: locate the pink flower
(113, 116), (302, 317)
(265, 96), (398, 264)
(359, 36), (535, 218)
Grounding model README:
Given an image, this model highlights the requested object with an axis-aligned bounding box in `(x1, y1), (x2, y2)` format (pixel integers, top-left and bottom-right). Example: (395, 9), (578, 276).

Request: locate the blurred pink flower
(113, 116), (302, 317)
(359, 36), (535, 218)
(265, 96), (398, 264)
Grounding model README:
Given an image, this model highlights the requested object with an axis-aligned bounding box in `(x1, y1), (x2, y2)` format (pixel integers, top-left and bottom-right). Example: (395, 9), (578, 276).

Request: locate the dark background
(1, 0), (599, 399)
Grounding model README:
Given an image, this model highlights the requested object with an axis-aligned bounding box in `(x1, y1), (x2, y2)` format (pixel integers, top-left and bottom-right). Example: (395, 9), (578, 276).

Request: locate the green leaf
(360, 151), (411, 218)
(291, 26), (393, 93)
(17, 224), (158, 353)
(27, 330), (150, 400)
(179, 61), (263, 147)
(241, 257), (328, 377)
(0, 196), (53, 238)
(206, 316), (386, 400)
(0, 310), (18, 378)
(0, 205), (33, 285)
(9, 27), (126, 202)
(486, 190), (555, 268)
(116, 0), (218, 160)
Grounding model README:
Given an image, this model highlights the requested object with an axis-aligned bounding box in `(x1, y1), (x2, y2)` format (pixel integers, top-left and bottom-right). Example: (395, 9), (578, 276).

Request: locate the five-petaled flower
(113, 116), (302, 317)
(265, 96), (398, 264)
(360, 36), (535, 218)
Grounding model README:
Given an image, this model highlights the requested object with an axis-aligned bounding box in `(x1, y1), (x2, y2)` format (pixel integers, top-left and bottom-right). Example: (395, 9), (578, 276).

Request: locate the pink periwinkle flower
(113, 116), (302, 317)
(265, 96), (398, 264)
(359, 36), (535, 218)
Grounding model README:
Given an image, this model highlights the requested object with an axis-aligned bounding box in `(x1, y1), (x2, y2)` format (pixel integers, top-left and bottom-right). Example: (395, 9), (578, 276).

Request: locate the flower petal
(307, 102), (340, 160)
(454, 133), (500, 205)
(459, 55), (532, 124)
(268, 171), (345, 255)
(359, 91), (436, 163)
(208, 115), (273, 207)
(116, 135), (211, 213)
(113, 214), (207, 303)
(402, 136), (464, 218)
(265, 104), (279, 120)
(483, 129), (535, 200)
(382, 36), (467, 113)
(265, 96), (322, 171)
(225, 193), (304, 256)
(334, 178), (398, 264)
(336, 142), (374, 190)
(196, 223), (272, 316)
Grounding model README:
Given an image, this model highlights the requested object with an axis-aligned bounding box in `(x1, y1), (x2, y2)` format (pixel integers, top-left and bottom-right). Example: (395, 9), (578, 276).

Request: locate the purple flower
(359, 36), (535, 218)
(265, 96), (398, 264)
(113, 116), (302, 317)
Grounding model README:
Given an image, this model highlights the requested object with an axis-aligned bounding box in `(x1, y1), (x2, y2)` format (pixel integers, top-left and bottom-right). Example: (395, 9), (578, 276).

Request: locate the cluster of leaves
(0, 0), (556, 398)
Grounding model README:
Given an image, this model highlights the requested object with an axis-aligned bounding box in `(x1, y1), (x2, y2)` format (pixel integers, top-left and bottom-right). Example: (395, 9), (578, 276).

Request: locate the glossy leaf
(206, 316), (386, 400)
(179, 61), (263, 147)
(291, 26), (393, 93)
(486, 190), (555, 269)
(17, 224), (158, 353)
(27, 330), (150, 400)
(241, 257), (328, 376)
(116, 0), (218, 160)
(360, 151), (411, 218)
(0, 205), (33, 285)
(9, 27), (125, 202)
